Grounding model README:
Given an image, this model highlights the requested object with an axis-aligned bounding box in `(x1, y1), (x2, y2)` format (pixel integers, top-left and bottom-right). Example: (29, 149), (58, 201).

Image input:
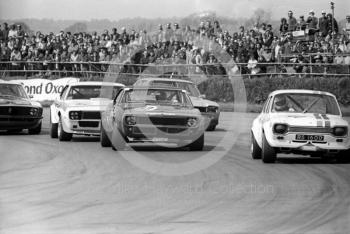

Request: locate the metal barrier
(0, 61), (349, 80)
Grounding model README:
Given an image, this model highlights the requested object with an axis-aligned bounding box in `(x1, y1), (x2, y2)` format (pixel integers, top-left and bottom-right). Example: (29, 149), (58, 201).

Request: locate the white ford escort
(50, 81), (124, 141)
(251, 90), (350, 163)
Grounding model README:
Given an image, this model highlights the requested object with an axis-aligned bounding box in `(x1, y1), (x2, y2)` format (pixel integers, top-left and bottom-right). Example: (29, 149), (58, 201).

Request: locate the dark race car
(101, 86), (205, 151)
(0, 80), (43, 134)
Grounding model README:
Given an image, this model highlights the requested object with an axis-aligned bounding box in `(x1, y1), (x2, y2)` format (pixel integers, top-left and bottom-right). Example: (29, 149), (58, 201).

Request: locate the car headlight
(69, 111), (82, 120)
(29, 108), (38, 116)
(187, 117), (198, 127)
(333, 127), (348, 137)
(125, 116), (136, 125)
(273, 124), (288, 135)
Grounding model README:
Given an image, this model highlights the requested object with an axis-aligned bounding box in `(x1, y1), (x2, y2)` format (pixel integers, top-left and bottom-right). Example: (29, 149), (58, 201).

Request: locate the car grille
(79, 121), (99, 128)
(81, 111), (101, 119)
(0, 106), (32, 116)
(288, 127), (333, 134)
(136, 116), (188, 126)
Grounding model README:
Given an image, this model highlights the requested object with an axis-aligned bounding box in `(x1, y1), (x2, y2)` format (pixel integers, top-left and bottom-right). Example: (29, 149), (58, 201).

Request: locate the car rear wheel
(28, 122), (42, 135)
(100, 123), (112, 147)
(58, 117), (72, 141)
(251, 131), (262, 159)
(262, 132), (276, 163)
(188, 134), (204, 151)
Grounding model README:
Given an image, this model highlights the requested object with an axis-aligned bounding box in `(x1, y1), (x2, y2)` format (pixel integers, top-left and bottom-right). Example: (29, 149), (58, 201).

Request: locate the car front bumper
(0, 115), (42, 130)
(122, 124), (204, 143)
(62, 117), (101, 136)
(268, 133), (349, 152)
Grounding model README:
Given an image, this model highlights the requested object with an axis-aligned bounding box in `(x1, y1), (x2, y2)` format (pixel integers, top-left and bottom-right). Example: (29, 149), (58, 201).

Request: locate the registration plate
(295, 135), (324, 141)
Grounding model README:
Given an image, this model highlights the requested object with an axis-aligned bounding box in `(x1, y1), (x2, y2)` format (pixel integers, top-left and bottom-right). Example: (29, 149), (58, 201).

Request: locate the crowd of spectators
(1, 8), (350, 77)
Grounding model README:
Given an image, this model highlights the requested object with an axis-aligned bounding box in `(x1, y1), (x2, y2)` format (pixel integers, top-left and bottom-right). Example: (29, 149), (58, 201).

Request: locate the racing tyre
(188, 134), (204, 151)
(111, 127), (126, 151)
(206, 124), (216, 131)
(50, 123), (58, 138)
(262, 132), (276, 163)
(58, 117), (72, 141)
(7, 129), (22, 134)
(336, 150), (350, 163)
(251, 131), (262, 159)
(28, 122), (42, 135)
(100, 123), (112, 147)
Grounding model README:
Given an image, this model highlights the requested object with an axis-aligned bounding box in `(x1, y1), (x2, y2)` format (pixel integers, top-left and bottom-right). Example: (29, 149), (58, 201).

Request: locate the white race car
(251, 90), (350, 163)
(50, 81), (124, 141)
(133, 77), (220, 131)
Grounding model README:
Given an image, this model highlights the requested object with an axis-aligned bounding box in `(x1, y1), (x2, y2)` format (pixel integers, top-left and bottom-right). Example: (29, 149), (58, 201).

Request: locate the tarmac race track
(1, 109), (350, 234)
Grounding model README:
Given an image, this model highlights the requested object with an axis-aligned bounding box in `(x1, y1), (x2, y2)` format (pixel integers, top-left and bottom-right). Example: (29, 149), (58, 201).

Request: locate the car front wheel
(28, 122), (42, 135)
(262, 132), (276, 163)
(188, 134), (204, 151)
(251, 131), (262, 159)
(58, 117), (72, 141)
(100, 123), (112, 147)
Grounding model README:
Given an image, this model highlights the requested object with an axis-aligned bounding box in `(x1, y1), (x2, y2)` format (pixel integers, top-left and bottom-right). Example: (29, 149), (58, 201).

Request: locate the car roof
(125, 86), (186, 92)
(69, 81), (124, 87)
(270, 89), (336, 98)
(0, 80), (23, 85)
(136, 77), (194, 84)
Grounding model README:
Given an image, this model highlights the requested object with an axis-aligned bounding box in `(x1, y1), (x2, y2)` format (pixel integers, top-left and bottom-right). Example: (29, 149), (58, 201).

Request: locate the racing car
(100, 86), (205, 150)
(50, 81), (124, 141)
(0, 80), (42, 134)
(251, 89), (350, 163)
(133, 77), (220, 131)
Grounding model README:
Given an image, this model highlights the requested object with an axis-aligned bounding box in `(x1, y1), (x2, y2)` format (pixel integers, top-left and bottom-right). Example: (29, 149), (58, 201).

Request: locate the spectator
(287, 11), (297, 31)
(297, 16), (307, 30)
(307, 10), (318, 32)
(8, 24), (17, 38)
(326, 13), (338, 34)
(247, 54), (260, 75)
(280, 18), (289, 35)
(319, 10), (329, 37)
(344, 15), (350, 40)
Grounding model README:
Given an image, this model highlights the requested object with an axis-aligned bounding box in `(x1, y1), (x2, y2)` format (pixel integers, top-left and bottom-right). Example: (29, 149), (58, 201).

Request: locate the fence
(1, 60), (350, 81)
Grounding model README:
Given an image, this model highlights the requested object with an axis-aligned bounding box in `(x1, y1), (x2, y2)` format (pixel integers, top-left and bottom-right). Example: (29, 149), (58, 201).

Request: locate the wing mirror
(199, 94), (206, 99)
(29, 94), (34, 99)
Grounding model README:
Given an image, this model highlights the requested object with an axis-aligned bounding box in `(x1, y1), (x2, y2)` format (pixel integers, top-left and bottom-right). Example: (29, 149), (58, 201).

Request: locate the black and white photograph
(1, 0), (350, 233)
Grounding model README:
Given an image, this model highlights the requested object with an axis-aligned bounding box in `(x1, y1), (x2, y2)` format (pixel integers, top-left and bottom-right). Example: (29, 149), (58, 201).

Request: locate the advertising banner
(15, 77), (79, 101)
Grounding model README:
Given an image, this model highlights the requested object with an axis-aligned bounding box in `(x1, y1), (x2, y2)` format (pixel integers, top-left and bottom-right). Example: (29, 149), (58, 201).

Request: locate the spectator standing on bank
(319, 10), (329, 37)
(344, 15), (350, 39)
(287, 11), (297, 31)
(326, 13), (338, 34)
(2, 23), (9, 41)
(8, 25), (17, 38)
(307, 10), (318, 37)
(297, 16), (307, 30)
(280, 18), (289, 35)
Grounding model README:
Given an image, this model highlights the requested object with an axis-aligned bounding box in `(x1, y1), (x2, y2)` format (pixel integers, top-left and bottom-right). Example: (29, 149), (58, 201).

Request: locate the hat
(288, 10), (293, 14)
(346, 15), (350, 19)
(321, 10), (326, 14)
(309, 10), (314, 13)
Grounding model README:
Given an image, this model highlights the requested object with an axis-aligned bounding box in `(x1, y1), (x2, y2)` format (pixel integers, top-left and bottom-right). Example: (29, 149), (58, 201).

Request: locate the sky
(0, 0), (349, 20)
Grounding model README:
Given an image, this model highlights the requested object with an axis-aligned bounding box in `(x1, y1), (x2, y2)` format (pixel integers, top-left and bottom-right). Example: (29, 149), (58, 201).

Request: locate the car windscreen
(271, 93), (340, 115)
(176, 82), (201, 97)
(66, 85), (121, 100)
(0, 84), (28, 99)
(123, 89), (192, 106)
